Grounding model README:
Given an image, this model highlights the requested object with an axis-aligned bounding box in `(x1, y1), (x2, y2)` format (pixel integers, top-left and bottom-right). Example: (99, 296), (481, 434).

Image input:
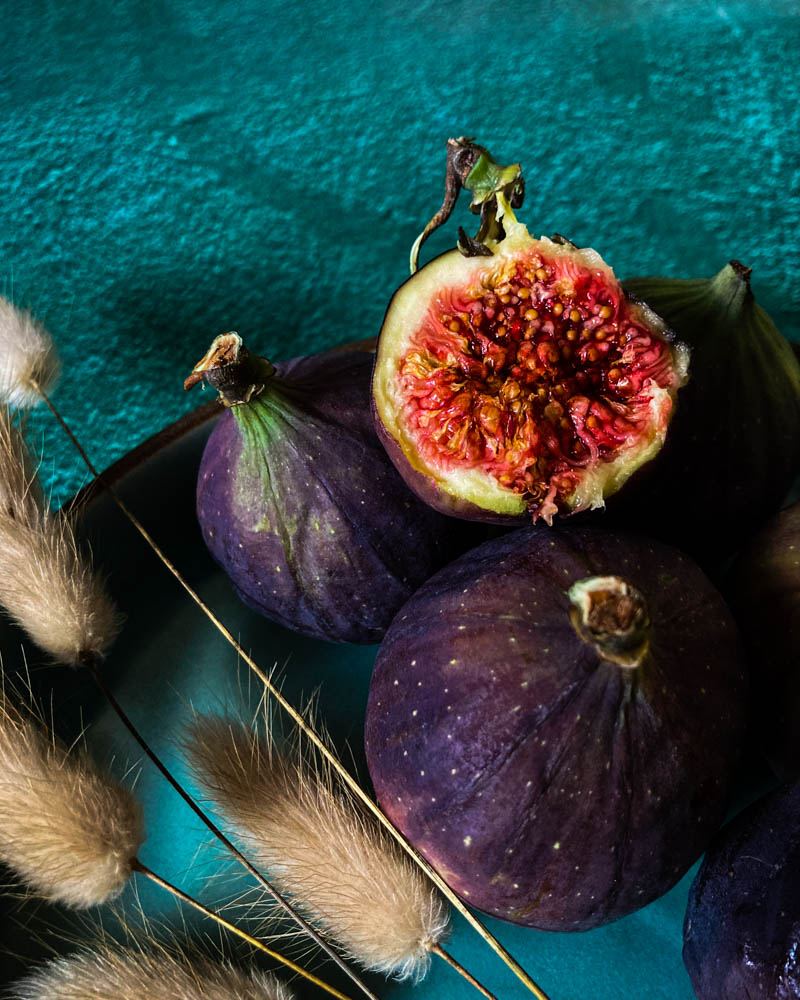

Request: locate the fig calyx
(187, 339), (470, 644)
(374, 139), (690, 525)
(619, 261), (800, 562)
(184, 332), (276, 405)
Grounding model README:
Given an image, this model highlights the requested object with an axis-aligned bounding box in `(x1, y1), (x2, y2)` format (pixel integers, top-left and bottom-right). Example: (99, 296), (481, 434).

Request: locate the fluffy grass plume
(0, 297), (60, 409)
(0, 410), (120, 664)
(11, 947), (294, 1000)
(0, 687), (144, 907)
(185, 715), (450, 982)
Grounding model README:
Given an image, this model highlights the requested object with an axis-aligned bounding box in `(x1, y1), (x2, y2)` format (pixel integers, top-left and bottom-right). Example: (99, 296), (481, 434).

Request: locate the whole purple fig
(619, 263), (800, 565)
(728, 499), (800, 778)
(365, 525), (747, 930)
(186, 334), (469, 643)
(684, 778), (800, 999)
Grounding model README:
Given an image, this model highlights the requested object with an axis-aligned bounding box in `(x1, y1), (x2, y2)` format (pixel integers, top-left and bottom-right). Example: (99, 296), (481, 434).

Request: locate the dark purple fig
(728, 500), (800, 779)
(372, 138), (689, 526)
(186, 334), (471, 644)
(618, 263), (800, 565)
(684, 778), (800, 999)
(365, 525), (747, 930)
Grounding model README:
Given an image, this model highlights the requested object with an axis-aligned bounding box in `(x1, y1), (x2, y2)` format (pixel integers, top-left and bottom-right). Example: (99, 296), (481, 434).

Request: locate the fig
(728, 500), (800, 778)
(619, 263), (800, 563)
(364, 525), (747, 930)
(372, 139), (689, 524)
(683, 778), (800, 998)
(186, 335), (469, 643)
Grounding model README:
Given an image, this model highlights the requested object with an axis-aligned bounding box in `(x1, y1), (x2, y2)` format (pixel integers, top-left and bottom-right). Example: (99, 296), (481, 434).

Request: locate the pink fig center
(397, 248), (678, 519)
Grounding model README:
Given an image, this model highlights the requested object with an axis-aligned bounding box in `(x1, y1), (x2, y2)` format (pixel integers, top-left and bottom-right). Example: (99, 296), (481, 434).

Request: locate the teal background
(1, 1), (798, 998)
(2, 0), (799, 502)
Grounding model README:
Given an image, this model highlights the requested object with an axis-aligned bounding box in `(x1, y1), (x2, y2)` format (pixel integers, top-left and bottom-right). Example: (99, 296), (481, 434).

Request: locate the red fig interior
(375, 233), (689, 522)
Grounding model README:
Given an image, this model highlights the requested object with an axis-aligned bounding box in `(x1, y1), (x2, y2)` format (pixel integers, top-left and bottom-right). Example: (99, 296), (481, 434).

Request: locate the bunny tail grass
(185, 715), (450, 982)
(0, 411), (121, 664)
(0, 417), (377, 1000)
(11, 947), (294, 1000)
(0, 297), (60, 409)
(0, 689), (144, 908)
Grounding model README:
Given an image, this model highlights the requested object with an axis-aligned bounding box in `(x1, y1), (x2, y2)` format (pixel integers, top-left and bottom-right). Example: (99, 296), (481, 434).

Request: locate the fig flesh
(365, 526), (747, 930)
(619, 262), (800, 563)
(188, 336), (469, 644)
(373, 139), (689, 524)
(683, 778), (800, 999)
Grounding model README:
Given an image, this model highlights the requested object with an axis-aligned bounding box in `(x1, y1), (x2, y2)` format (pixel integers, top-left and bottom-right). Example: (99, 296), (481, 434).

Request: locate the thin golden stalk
(430, 944), (498, 1000)
(132, 860), (353, 1000)
(32, 380), (553, 1000)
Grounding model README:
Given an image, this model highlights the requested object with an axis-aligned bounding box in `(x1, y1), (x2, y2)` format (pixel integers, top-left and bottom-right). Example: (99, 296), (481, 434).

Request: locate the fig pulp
(365, 526), (747, 930)
(728, 500), (800, 778)
(373, 139), (689, 524)
(620, 263), (800, 563)
(684, 779), (800, 999)
(187, 335), (469, 643)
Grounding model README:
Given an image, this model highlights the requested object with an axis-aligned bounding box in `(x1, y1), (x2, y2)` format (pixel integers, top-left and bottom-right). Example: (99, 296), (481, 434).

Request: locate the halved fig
(373, 139), (689, 524)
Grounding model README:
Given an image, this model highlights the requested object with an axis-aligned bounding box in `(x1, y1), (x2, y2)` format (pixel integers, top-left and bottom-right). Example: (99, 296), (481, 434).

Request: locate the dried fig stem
(409, 137), (525, 273)
(31, 378), (554, 1000)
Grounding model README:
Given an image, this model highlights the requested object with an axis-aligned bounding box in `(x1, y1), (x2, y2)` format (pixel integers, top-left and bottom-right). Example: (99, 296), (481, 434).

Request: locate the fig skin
(196, 347), (472, 644)
(617, 264), (800, 566)
(727, 500), (800, 779)
(683, 779), (800, 999)
(365, 525), (747, 930)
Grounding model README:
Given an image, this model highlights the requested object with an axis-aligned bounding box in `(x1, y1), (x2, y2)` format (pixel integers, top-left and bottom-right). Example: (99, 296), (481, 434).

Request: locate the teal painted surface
(2, 0), (799, 501)
(0, 2), (798, 997)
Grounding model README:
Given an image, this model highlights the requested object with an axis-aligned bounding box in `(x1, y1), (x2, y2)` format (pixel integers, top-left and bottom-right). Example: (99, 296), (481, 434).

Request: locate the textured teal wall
(2, 0), (799, 499)
(1, 3), (798, 997)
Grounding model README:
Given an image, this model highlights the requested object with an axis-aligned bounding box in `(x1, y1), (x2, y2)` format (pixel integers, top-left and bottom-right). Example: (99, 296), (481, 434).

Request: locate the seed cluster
(400, 251), (673, 517)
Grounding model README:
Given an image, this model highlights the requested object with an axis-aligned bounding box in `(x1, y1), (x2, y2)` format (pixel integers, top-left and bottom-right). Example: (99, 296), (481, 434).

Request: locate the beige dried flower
(0, 410), (121, 664)
(185, 715), (450, 982)
(11, 947), (293, 1000)
(0, 689), (144, 907)
(0, 297), (60, 409)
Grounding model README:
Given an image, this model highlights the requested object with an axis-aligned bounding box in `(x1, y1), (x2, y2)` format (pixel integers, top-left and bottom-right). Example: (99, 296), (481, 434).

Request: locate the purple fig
(684, 778), (800, 999)
(619, 263), (800, 564)
(365, 525), (747, 930)
(186, 335), (470, 643)
(728, 499), (800, 778)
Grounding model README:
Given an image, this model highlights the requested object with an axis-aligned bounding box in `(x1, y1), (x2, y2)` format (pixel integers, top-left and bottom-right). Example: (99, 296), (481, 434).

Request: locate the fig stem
(568, 576), (649, 669)
(34, 381), (383, 1000)
(32, 380), (555, 1000)
(133, 860), (355, 1000)
(410, 137), (524, 274)
(185, 332), (276, 407)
